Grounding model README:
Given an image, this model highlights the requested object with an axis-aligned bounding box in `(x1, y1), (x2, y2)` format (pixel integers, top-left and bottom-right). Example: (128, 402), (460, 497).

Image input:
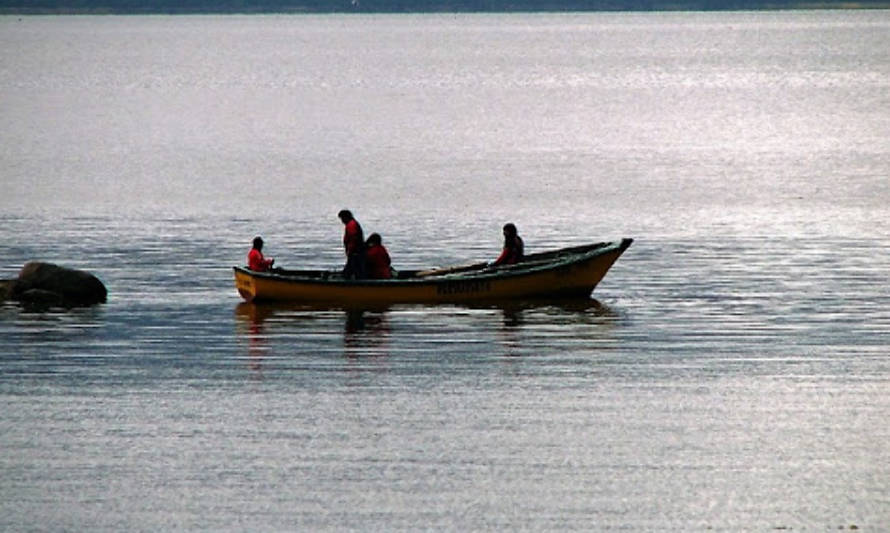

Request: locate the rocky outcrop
(2, 262), (107, 308)
(0, 280), (12, 303)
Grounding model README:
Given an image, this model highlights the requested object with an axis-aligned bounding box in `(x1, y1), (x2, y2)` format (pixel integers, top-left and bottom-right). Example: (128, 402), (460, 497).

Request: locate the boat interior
(256, 241), (620, 281)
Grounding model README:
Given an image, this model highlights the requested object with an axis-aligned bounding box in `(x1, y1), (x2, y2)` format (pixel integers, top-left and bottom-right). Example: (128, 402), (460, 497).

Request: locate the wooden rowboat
(233, 238), (632, 305)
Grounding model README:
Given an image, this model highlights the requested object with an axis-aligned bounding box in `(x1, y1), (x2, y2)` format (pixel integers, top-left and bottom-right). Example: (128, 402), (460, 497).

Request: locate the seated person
(365, 233), (392, 279)
(247, 236), (274, 272)
(493, 223), (524, 266)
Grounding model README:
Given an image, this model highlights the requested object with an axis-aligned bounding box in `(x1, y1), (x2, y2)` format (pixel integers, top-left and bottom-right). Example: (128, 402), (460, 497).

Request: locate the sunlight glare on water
(1, 11), (889, 531)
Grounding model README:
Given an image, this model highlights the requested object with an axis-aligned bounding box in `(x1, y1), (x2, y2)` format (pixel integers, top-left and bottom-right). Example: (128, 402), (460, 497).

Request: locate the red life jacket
(366, 244), (392, 279)
(248, 248), (273, 271)
(494, 235), (524, 265)
(343, 219), (364, 255)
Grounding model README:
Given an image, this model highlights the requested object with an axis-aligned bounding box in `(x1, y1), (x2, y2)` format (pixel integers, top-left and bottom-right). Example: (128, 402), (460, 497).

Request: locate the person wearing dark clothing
(493, 223), (524, 266)
(365, 233), (392, 280)
(338, 209), (366, 279)
(247, 236), (274, 272)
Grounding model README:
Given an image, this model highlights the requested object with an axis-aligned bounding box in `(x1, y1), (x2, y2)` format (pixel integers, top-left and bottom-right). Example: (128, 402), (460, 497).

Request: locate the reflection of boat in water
(479, 297), (620, 328)
(235, 298), (619, 360)
(236, 298), (614, 321)
(235, 297), (617, 333)
(235, 302), (392, 358)
(236, 301), (388, 325)
(234, 239), (632, 305)
(235, 301), (390, 333)
(476, 296), (617, 315)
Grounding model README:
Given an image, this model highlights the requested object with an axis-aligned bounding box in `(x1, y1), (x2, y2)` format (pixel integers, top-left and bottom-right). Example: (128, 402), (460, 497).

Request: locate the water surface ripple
(2, 11), (889, 531)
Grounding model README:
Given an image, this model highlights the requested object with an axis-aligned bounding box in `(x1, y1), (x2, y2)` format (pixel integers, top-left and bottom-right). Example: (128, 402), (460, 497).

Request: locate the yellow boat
(233, 238), (632, 305)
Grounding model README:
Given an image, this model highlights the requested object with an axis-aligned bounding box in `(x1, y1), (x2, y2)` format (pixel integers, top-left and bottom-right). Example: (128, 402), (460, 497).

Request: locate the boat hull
(234, 239), (631, 305)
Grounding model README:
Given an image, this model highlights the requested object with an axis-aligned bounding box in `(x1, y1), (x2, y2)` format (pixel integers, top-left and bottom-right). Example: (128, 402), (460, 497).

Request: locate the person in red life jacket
(247, 236), (274, 272)
(493, 223), (524, 266)
(338, 209), (366, 279)
(365, 233), (392, 279)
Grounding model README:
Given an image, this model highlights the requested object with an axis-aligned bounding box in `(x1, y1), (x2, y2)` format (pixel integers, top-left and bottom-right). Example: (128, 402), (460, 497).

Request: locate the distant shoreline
(2, 3), (889, 15)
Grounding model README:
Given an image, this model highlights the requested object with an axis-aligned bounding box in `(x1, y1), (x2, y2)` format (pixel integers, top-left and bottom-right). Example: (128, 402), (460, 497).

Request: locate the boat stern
(234, 267), (257, 302)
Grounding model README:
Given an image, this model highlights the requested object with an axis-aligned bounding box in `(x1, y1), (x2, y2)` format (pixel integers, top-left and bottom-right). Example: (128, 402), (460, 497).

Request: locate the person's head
(338, 209), (353, 224)
(252, 236), (264, 250)
(502, 223), (517, 238)
(366, 233), (382, 247)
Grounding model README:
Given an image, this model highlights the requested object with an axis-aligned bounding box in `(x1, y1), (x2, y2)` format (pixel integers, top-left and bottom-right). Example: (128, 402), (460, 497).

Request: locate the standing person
(493, 223), (524, 266)
(247, 236), (274, 272)
(338, 209), (366, 279)
(365, 233), (392, 279)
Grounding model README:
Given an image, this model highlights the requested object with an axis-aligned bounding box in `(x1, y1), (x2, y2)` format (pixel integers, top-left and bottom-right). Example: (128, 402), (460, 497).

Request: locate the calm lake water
(2, 11), (889, 531)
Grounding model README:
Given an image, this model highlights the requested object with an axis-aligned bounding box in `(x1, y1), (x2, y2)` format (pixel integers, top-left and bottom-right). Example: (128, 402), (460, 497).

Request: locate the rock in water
(0, 280), (11, 302)
(11, 262), (107, 307)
